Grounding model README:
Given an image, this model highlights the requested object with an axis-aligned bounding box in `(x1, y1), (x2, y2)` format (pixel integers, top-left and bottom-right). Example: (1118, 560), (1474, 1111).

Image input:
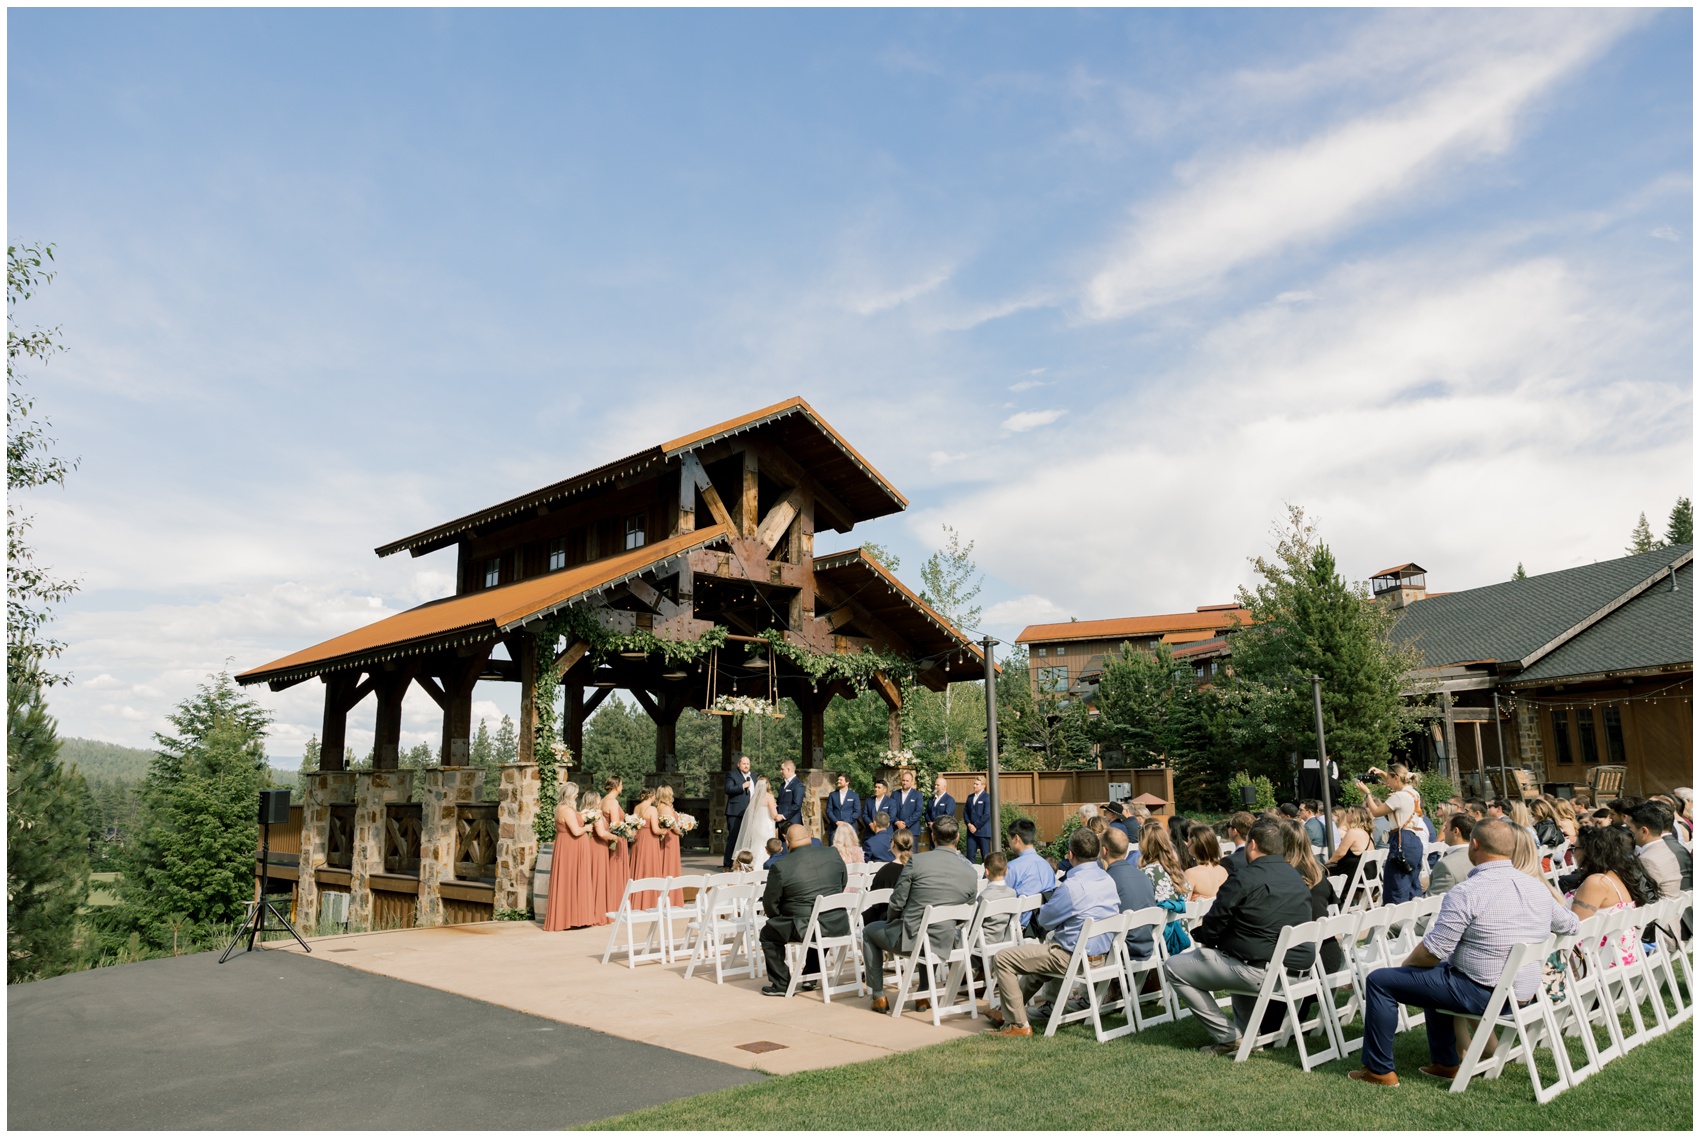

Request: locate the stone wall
(349, 769), (415, 930)
(296, 769), (357, 931)
(1516, 701), (1546, 783)
(417, 766), (484, 926)
(495, 763), (539, 912)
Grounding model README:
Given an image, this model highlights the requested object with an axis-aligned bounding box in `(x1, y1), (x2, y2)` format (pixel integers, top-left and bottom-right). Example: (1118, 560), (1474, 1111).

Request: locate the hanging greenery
(545, 606), (730, 666)
(755, 629), (916, 694)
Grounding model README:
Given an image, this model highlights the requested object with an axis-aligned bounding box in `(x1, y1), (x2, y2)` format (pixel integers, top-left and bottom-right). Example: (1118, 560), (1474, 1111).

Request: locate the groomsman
(891, 769), (924, 836)
(825, 774), (861, 833)
(927, 774), (957, 851)
(775, 760), (806, 831)
(863, 811), (895, 862)
(964, 775), (992, 863)
(863, 779), (893, 837)
(722, 754), (755, 869)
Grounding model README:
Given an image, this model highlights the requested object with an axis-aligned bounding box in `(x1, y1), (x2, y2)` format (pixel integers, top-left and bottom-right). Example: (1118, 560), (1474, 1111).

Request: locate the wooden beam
(583, 684), (614, 719)
(320, 673), (356, 771)
(870, 669), (902, 712)
(512, 633), (538, 766)
(740, 448), (759, 538)
(748, 440), (857, 534)
(680, 452), (736, 533)
(550, 639), (590, 681)
(673, 460), (696, 536)
(414, 674), (448, 710)
(754, 487), (804, 556)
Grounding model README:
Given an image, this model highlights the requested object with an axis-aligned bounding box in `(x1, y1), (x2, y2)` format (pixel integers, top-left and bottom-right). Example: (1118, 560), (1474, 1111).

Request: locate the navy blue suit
(926, 792), (956, 848)
(824, 788), (862, 832)
(775, 776), (806, 831)
(862, 794), (893, 835)
(963, 790), (992, 863)
(891, 788), (924, 835)
(863, 828), (895, 863)
(723, 768), (755, 868)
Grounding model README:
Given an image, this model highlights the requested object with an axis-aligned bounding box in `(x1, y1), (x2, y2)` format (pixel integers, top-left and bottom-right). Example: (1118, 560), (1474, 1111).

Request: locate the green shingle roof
(1393, 544), (1693, 678)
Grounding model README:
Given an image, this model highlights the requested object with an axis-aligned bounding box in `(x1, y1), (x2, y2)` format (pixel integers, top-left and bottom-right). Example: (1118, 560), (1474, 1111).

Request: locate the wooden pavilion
(237, 397), (988, 929)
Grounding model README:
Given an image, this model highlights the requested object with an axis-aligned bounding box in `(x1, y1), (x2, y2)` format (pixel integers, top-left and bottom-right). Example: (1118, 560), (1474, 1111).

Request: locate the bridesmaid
(630, 786), (667, 908)
(543, 781), (587, 931)
(600, 775), (632, 916)
(577, 790), (610, 927)
(656, 785), (684, 906)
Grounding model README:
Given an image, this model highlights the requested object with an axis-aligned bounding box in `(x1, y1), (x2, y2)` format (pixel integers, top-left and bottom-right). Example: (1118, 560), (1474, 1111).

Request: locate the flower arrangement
(675, 812), (698, 834)
(658, 815), (676, 830)
(711, 694), (784, 719)
(610, 817), (642, 843)
(550, 741), (572, 765)
(880, 749), (916, 766)
(581, 808), (602, 825)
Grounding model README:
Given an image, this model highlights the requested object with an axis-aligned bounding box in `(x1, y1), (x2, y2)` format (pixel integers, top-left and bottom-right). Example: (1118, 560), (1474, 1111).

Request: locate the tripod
(219, 815), (312, 962)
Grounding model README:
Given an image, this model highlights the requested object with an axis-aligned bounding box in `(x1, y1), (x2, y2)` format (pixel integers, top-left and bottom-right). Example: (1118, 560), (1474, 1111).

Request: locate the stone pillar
(348, 769), (415, 930)
(296, 769), (357, 931)
(1516, 699), (1543, 773)
(417, 766), (484, 926)
(495, 763), (540, 913)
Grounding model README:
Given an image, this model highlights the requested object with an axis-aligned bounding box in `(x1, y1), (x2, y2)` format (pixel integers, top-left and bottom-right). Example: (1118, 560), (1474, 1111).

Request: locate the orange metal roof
(375, 396), (905, 558)
(1016, 607), (1251, 645)
(1160, 629), (1218, 644)
(1372, 563), (1426, 578)
(237, 526), (730, 688)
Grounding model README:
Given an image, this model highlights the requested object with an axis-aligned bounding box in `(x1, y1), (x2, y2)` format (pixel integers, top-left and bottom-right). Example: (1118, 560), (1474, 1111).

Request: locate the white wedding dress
(731, 778), (779, 865)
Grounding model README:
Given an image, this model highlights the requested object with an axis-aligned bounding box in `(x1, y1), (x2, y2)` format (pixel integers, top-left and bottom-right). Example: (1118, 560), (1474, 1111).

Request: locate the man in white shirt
(1629, 802), (1683, 900)
(1425, 814), (1475, 896)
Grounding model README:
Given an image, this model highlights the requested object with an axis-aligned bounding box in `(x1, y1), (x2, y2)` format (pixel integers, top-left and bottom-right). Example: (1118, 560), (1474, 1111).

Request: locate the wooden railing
(384, 803), (422, 875)
(454, 804), (498, 882)
(326, 804), (356, 869)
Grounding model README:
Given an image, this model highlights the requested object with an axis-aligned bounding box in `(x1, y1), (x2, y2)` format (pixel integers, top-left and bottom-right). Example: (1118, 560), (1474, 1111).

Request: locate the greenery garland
(755, 629), (916, 694)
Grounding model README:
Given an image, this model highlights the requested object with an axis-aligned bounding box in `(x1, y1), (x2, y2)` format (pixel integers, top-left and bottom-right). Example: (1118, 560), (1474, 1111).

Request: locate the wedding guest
(1426, 814), (1475, 896)
(1552, 798), (1580, 844)
(865, 817), (979, 1012)
(1185, 826), (1229, 900)
(760, 825), (848, 996)
(1299, 800), (1328, 849)
(577, 790), (611, 926)
(825, 774), (861, 834)
(863, 779), (893, 837)
(1607, 795), (1647, 828)
(986, 827), (1120, 1035)
(544, 782), (596, 930)
(600, 776), (631, 915)
(762, 836), (785, 871)
(732, 849), (756, 874)
(1529, 798), (1565, 848)
(1101, 828), (1158, 962)
(863, 831), (914, 925)
(1327, 806), (1374, 903)
(629, 786), (669, 909)
(964, 775), (992, 863)
(774, 760), (805, 831)
(833, 821), (865, 866)
(723, 754), (755, 870)
(1355, 764), (1427, 905)
(1628, 802), (1684, 898)
(864, 811), (896, 863)
(1464, 798), (1488, 822)
(1004, 819), (1054, 900)
(927, 774), (957, 850)
(1223, 812), (1256, 874)
(979, 852), (1016, 941)
(892, 769), (924, 835)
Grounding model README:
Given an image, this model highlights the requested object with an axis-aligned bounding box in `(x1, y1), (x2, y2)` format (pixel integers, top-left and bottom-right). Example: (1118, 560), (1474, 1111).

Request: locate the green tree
(1667, 497), (1693, 546)
(7, 243), (80, 690)
(113, 673), (271, 941)
(579, 697), (655, 794)
(918, 525), (984, 761)
(1627, 512), (1658, 554)
(469, 718), (496, 800)
(1511, 563), (1527, 581)
(1227, 505), (1423, 784)
(1092, 642), (1185, 764)
(7, 680), (90, 981)
(296, 734), (320, 796)
(493, 715), (518, 765)
(858, 542), (901, 573)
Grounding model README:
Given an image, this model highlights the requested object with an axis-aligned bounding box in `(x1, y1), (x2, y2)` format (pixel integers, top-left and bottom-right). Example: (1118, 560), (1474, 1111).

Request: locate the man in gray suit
(760, 824), (849, 996)
(1425, 813), (1475, 896)
(864, 816), (979, 1012)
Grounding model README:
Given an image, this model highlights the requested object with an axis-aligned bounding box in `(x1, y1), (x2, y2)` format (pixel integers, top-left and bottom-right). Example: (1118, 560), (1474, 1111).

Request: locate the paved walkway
(7, 947), (760, 1130)
(275, 918), (981, 1076)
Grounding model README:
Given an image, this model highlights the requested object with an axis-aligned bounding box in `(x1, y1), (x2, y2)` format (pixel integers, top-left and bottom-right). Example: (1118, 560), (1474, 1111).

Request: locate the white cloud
(1274, 290), (1316, 304)
(982, 593), (1072, 636)
(1000, 408), (1066, 432)
(1082, 11), (1641, 319)
(1650, 226), (1680, 242)
(845, 265), (953, 316)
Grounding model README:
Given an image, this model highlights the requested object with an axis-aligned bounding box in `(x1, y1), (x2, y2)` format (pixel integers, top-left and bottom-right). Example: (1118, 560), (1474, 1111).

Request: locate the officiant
(722, 754), (755, 869)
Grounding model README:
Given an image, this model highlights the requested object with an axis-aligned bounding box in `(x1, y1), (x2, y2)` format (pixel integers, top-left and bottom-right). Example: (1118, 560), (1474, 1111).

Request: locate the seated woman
(864, 832), (913, 924)
(1183, 825), (1229, 900)
(833, 821), (865, 867)
(1327, 806), (1374, 904)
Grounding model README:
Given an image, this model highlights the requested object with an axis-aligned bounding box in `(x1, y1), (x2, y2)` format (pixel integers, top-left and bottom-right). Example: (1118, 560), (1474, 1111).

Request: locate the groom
(723, 754), (755, 869)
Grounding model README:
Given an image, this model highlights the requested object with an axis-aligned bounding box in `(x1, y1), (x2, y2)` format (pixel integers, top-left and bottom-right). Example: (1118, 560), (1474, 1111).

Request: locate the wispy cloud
(1001, 408), (1066, 432)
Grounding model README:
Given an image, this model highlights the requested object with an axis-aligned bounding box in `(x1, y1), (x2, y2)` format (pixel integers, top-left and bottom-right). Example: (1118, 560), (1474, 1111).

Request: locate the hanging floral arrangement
(709, 694), (785, 719)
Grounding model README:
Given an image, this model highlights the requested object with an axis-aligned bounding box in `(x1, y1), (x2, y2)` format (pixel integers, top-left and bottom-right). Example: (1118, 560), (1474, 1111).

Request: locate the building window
(1194, 666), (1205, 677)
(1036, 665), (1068, 692)
(548, 537), (566, 572)
(625, 514), (646, 550)
(483, 557), (501, 589)
(1035, 647), (1047, 657)
(1603, 705), (1627, 764)
(1550, 710), (1573, 765)
(1576, 708), (1600, 764)
(1210, 661), (1220, 675)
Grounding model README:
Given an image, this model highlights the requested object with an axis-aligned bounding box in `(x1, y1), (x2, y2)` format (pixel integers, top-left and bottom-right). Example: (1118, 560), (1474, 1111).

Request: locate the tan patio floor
(274, 916), (982, 1076)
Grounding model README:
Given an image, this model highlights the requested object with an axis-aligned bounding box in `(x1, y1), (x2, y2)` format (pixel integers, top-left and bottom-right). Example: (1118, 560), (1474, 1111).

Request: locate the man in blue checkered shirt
(1350, 817), (1578, 1087)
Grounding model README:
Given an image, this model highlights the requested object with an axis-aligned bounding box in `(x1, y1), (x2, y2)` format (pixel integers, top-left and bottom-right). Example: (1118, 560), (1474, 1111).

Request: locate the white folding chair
(1542, 843), (1571, 888)
(968, 893), (1040, 1013)
(782, 891), (865, 999)
(661, 874), (709, 957)
(683, 880), (760, 983)
(1450, 936), (1576, 1104)
(934, 900), (988, 1023)
(1235, 919), (1344, 1072)
(1180, 898), (1214, 932)
(1551, 913), (1617, 1084)
(1640, 896), (1693, 1026)
(1381, 900), (1429, 1030)
(1045, 910), (1136, 1042)
(1123, 906), (1180, 1030)
(1315, 910), (1367, 1054)
(602, 876), (672, 967)
(1343, 849), (1386, 911)
(855, 887), (895, 988)
(1326, 875), (1348, 917)
(890, 903), (976, 1025)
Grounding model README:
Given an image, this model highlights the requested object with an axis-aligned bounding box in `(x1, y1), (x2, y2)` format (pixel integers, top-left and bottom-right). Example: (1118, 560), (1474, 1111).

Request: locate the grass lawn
(587, 1010), (1692, 1130)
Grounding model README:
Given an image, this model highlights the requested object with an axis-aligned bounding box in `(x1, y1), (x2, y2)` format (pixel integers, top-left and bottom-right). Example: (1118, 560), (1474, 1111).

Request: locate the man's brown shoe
(915, 999), (932, 1012)
(870, 996), (889, 1013)
(989, 1023), (1032, 1036)
(1418, 1064), (1460, 1081)
(987, 1007), (1005, 1028)
(1349, 1068), (1399, 1087)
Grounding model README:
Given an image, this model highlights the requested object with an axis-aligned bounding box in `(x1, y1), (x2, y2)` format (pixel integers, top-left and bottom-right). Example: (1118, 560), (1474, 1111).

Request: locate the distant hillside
(58, 737), (156, 783)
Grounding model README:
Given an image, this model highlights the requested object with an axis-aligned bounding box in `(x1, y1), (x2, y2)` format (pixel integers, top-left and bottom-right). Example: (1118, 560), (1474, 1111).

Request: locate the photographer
(1354, 764), (1426, 905)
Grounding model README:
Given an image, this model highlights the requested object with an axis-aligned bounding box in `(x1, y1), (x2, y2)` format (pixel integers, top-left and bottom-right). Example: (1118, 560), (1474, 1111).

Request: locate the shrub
(1226, 771), (1276, 814)
(1415, 770), (1456, 814)
(1043, 813), (1085, 862)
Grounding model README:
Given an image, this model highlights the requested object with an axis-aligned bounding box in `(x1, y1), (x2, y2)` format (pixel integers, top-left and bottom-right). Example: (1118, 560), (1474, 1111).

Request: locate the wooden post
(740, 448), (759, 537)
(372, 671), (410, 770)
(787, 493), (816, 629)
(564, 665), (586, 762)
(674, 459), (696, 535)
(439, 648), (489, 767)
(798, 688), (827, 770)
(721, 713), (743, 771)
(515, 633), (538, 766)
(1441, 690), (1459, 786)
(656, 691), (683, 773)
(872, 669), (903, 752)
(320, 673), (354, 771)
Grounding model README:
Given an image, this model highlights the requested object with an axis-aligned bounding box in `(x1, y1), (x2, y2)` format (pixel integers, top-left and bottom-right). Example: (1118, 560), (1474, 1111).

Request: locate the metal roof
(237, 526), (731, 688)
(812, 548), (992, 681)
(375, 396), (906, 558)
(1016, 607), (1250, 645)
(1372, 562), (1426, 578)
(1511, 559), (1693, 684)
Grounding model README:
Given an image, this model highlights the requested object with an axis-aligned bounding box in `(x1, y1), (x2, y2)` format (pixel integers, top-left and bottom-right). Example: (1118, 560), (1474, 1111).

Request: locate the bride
(731, 776), (781, 866)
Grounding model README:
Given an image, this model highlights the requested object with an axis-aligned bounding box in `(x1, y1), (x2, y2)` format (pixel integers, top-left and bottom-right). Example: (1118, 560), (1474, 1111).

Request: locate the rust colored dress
(543, 811), (606, 930)
(659, 807), (684, 906)
(602, 803), (632, 916)
(630, 807), (669, 908)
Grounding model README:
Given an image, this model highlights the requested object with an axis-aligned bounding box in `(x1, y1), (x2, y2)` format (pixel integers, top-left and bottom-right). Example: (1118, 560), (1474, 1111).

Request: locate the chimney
(1370, 563), (1428, 609)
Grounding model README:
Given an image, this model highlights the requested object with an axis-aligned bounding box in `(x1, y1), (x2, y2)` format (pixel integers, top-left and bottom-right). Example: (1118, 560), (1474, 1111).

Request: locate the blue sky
(9, 8), (1692, 760)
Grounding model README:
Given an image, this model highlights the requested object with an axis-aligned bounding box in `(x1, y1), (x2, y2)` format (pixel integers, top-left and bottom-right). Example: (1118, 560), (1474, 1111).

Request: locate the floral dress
(1143, 863), (1192, 953)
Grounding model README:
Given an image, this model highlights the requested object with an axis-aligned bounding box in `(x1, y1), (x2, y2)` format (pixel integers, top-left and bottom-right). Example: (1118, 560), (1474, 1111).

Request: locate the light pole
(982, 635), (1002, 854)
(1311, 675), (1334, 858)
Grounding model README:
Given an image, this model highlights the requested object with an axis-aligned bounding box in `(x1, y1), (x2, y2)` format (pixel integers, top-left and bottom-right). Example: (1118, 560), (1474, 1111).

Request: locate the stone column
(417, 766), (485, 926)
(349, 769), (415, 930)
(296, 769), (357, 931)
(495, 763), (540, 913)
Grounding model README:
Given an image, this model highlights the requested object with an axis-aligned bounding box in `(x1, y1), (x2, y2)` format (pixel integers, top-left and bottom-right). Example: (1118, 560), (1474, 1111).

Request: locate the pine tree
(919, 525), (984, 760)
(1512, 563), (1527, 580)
(493, 715), (519, 765)
(1667, 497), (1693, 546)
(296, 734), (320, 796)
(469, 718), (496, 800)
(7, 680), (91, 981)
(1627, 512), (1659, 554)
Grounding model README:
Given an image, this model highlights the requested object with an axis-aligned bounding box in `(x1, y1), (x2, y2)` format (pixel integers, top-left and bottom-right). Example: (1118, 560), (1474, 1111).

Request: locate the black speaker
(1240, 785), (1258, 807)
(258, 788), (291, 825)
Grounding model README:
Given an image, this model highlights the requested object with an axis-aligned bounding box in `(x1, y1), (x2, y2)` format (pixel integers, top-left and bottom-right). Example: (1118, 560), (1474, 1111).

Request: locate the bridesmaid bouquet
(609, 817), (642, 851)
(675, 812), (698, 834)
(581, 808), (602, 825)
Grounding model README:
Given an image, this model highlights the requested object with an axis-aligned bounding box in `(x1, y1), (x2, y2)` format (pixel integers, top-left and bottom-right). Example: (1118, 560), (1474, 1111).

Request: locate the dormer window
(483, 558), (501, 588)
(624, 514), (646, 550)
(548, 537), (566, 572)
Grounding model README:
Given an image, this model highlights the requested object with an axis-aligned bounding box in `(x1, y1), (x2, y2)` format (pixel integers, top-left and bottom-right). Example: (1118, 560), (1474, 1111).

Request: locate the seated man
(1425, 814), (1475, 896)
(761, 836), (785, 871)
(863, 817), (978, 1012)
(987, 827), (1120, 1036)
(1351, 818), (1579, 1086)
(1299, 800), (1328, 850)
(758, 825), (849, 997)
(1164, 818), (1314, 1055)
(862, 812), (895, 863)
(1003, 819), (1055, 900)
(1629, 801), (1687, 896)
(1101, 827), (1157, 961)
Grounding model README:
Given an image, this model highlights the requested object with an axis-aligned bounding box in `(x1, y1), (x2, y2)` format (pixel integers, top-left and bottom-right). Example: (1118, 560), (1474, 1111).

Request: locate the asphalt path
(8, 947), (761, 1129)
